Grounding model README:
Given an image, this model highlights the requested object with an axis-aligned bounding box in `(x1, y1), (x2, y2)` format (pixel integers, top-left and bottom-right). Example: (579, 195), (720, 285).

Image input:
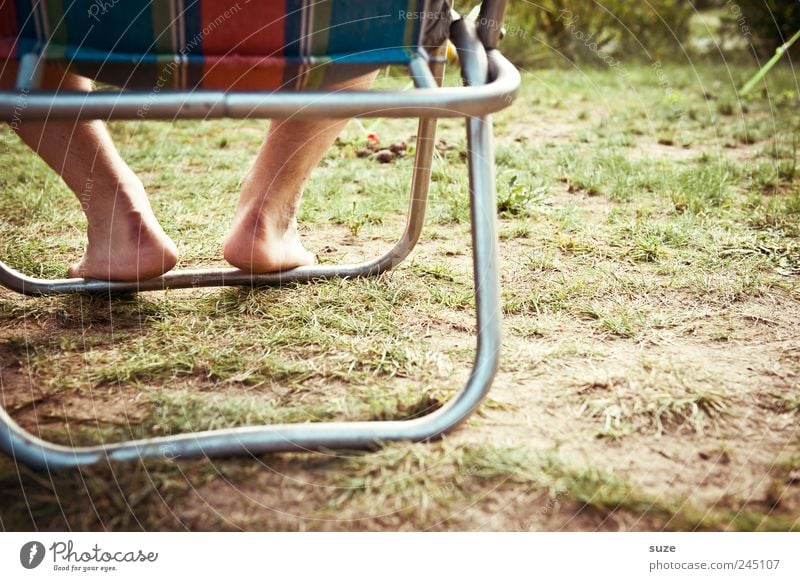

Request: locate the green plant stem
(739, 29), (800, 96)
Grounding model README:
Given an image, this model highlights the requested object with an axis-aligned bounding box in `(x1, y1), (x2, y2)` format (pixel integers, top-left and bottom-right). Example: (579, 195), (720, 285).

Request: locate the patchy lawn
(1, 62), (799, 531)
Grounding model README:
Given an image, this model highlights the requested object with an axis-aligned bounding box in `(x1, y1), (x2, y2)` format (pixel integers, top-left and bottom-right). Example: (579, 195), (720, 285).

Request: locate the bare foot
(68, 208), (178, 282)
(223, 205), (315, 273)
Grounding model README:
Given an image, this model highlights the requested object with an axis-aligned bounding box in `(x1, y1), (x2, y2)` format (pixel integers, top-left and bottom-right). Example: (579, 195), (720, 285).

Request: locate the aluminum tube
(0, 51), (518, 122)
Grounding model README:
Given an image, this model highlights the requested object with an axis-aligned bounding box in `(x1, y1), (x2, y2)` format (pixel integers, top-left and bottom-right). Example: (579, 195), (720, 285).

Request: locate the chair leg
(0, 114), (501, 471)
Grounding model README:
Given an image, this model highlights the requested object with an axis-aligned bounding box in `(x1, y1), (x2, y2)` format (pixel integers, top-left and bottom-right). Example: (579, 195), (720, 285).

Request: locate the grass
(1, 62), (799, 531)
(575, 369), (728, 438)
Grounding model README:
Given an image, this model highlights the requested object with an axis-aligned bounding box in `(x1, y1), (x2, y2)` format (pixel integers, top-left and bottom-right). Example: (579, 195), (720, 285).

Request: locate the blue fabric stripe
(182, 0), (202, 56)
(14, 0), (40, 53)
(27, 44), (414, 65)
(61, 0), (155, 55)
(283, 0), (302, 57)
(327, 1), (416, 59)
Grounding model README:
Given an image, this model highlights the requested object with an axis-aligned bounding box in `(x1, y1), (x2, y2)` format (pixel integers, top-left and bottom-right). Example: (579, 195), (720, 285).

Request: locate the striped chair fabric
(0, 0), (436, 90)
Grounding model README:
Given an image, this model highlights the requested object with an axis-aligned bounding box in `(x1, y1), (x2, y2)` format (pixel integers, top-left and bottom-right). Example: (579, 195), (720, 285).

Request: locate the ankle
(236, 196), (299, 234)
(82, 178), (151, 222)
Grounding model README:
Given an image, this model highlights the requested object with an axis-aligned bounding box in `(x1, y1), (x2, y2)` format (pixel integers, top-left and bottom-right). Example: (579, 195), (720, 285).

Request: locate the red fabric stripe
(202, 56), (285, 90)
(0, 1), (19, 58)
(200, 1), (285, 57)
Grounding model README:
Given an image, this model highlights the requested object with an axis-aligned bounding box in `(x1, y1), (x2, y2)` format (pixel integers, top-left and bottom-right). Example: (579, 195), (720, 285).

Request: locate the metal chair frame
(0, 2), (520, 471)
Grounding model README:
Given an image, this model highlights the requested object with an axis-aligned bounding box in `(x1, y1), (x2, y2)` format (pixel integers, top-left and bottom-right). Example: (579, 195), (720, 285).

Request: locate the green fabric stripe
(44, 0), (67, 46)
(42, 43), (67, 60)
(305, 59), (330, 88)
(151, 0), (174, 54)
(309, 1), (332, 58)
(154, 59), (180, 88)
(403, 0), (420, 51)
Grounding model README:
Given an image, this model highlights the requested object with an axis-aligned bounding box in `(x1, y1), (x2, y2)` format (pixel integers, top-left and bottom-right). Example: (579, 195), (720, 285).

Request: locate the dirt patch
(1, 362), (152, 433)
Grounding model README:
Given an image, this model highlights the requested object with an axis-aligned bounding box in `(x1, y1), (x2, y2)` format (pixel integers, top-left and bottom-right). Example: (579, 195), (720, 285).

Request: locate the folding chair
(0, 0), (519, 470)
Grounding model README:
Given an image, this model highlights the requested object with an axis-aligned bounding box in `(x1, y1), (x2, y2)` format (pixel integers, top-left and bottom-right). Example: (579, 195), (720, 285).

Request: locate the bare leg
(223, 71), (377, 272)
(4, 66), (178, 281)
